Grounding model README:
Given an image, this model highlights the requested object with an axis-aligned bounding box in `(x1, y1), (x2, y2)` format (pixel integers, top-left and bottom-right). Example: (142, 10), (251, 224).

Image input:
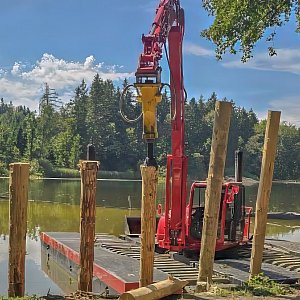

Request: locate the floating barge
(41, 232), (300, 294)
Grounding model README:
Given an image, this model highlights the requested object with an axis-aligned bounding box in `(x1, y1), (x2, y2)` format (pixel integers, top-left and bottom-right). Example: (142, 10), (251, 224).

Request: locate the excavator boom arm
(136, 0), (181, 80)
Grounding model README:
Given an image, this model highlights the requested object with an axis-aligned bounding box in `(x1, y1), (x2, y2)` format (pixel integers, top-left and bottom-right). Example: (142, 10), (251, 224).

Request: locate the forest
(0, 73), (299, 180)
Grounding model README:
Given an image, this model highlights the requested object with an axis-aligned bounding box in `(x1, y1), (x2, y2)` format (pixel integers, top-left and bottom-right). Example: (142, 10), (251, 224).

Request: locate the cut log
(119, 277), (188, 300)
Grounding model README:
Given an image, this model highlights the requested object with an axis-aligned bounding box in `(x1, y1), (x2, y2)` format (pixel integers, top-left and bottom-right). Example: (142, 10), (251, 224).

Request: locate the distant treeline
(0, 74), (300, 180)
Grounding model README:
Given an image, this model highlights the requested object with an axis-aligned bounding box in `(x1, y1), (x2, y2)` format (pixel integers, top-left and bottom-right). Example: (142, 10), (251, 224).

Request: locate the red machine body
(134, 0), (251, 253)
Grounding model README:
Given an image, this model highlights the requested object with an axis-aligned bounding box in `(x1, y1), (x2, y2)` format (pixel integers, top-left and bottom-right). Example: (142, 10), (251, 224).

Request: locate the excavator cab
(185, 181), (251, 252)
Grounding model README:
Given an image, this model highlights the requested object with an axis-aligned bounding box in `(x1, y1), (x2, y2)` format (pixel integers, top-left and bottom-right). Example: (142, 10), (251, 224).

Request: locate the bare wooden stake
(139, 165), (158, 287)
(8, 163), (30, 297)
(78, 160), (99, 292)
(250, 111), (281, 277)
(197, 101), (232, 289)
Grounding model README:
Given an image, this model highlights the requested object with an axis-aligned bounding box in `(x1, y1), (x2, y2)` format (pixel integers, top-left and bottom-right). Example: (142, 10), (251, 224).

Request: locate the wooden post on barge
(8, 163), (30, 297)
(78, 160), (99, 292)
(197, 101), (232, 291)
(250, 111), (281, 277)
(139, 165), (158, 287)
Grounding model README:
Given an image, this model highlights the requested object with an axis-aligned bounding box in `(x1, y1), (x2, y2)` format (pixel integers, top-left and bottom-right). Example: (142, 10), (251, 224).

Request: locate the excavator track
(238, 240), (300, 272)
(98, 241), (201, 284)
(96, 236), (300, 285)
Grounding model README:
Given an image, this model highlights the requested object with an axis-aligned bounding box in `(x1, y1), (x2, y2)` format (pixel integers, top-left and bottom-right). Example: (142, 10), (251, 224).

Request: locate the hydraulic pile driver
(119, 0), (251, 255)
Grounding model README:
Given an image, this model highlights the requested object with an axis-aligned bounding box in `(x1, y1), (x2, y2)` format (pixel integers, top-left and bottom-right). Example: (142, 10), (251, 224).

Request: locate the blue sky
(1, 0), (300, 125)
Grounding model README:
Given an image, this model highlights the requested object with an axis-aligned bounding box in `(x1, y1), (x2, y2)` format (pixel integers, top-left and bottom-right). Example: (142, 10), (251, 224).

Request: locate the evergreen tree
(0, 77), (298, 180)
(23, 112), (37, 161)
(69, 80), (89, 158)
(86, 74), (117, 169)
(37, 84), (61, 160)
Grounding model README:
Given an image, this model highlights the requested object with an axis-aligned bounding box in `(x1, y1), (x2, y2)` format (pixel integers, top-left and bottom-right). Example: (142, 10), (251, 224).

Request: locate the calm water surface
(1, 178), (300, 295)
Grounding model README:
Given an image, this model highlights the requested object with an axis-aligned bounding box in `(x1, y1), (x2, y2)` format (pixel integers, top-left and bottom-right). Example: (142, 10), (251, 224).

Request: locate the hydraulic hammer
(135, 82), (162, 167)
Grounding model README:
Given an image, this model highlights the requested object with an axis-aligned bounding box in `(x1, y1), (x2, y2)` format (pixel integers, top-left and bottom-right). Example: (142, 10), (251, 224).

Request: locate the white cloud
(223, 48), (300, 75)
(270, 97), (300, 126)
(11, 62), (21, 76)
(255, 96), (300, 126)
(184, 42), (214, 57)
(0, 53), (134, 110)
(83, 55), (95, 69)
(0, 78), (38, 108)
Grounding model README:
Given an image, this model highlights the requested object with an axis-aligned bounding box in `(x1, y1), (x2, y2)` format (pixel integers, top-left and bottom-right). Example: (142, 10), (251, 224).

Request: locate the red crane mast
(134, 0), (187, 250)
(120, 0), (251, 254)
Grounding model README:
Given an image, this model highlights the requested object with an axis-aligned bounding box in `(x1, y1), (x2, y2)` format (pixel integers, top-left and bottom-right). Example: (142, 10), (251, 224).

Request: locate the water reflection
(0, 201), (140, 235)
(1, 179), (300, 236)
(0, 178), (145, 208)
(266, 219), (300, 242)
(41, 251), (77, 294)
(246, 182), (300, 212)
(0, 236), (62, 296)
(1, 179), (300, 211)
(41, 250), (108, 294)
(0, 197), (141, 296)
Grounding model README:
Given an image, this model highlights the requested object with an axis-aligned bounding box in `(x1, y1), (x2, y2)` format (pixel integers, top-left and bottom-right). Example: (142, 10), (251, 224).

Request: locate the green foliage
(246, 273), (291, 296)
(99, 170), (140, 180)
(0, 161), (8, 176)
(30, 160), (79, 178)
(0, 77), (300, 180)
(202, 0), (300, 61)
(50, 167), (80, 178)
(275, 122), (300, 179)
(214, 285), (250, 297)
(30, 159), (55, 177)
(68, 79), (89, 156)
(214, 274), (291, 297)
(244, 120), (300, 179)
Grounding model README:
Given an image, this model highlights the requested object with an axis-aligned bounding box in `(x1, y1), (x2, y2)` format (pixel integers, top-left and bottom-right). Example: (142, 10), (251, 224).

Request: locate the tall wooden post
(197, 101), (232, 290)
(78, 160), (99, 292)
(139, 165), (158, 287)
(250, 111), (281, 277)
(8, 163), (30, 297)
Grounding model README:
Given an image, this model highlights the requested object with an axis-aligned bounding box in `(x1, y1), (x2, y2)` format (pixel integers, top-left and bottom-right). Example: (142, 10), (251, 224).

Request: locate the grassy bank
(0, 158), (266, 182)
(29, 159), (142, 179)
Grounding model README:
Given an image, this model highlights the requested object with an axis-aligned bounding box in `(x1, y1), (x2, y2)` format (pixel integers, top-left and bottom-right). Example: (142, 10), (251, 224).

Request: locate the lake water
(1, 178), (300, 295)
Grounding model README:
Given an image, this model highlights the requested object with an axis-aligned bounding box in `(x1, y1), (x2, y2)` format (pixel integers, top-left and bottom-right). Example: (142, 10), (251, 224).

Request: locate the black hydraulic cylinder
(144, 142), (158, 168)
(147, 142), (154, 159)
(235, 150), (243, 182)
(87, 144), (96, 160)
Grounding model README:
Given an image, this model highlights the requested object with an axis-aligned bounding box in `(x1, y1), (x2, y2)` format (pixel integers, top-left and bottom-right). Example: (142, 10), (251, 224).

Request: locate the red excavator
(119, 0), (251, 255)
